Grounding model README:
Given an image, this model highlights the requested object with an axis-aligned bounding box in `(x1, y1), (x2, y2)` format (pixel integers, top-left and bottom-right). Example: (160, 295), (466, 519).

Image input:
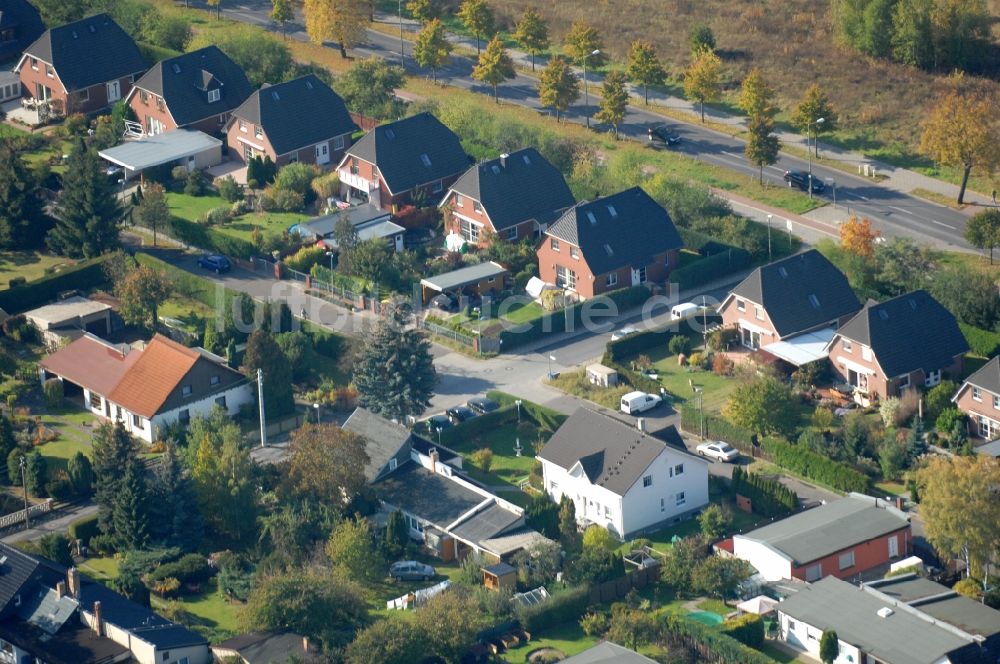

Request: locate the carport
(98, 129), (222, 181)
(419, 261), (508, 304)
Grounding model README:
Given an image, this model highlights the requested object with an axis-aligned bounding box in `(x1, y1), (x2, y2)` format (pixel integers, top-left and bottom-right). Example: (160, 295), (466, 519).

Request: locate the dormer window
(207, 88), (220, 103)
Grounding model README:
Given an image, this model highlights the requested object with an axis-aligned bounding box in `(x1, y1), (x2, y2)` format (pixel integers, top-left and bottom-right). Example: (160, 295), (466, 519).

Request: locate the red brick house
(536, 187), (682, 300)
(126, 46), (252, 137)
(439, 147), (575, 247)
(825, 290), (968, 402)
(732, 494), (911, 582)
(953, 355), (1000, 440)
(226, 74), (357, 168)
(718, 249), (861, 360)
(15, 13), (146, 116)
(336, 112), (469, 213)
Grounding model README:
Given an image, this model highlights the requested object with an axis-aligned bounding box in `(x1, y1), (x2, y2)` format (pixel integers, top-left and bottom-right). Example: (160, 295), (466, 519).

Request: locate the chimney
(92, 601), (103, 636)
(637, 418), (646, 433)
(895, 496), (904, 510)
(56, 581), (66, 599)
(499, 153), (508, 169)
(302, 636), (311, 653)
(429, 448), (439, 473)
(67, 568), (80, 598)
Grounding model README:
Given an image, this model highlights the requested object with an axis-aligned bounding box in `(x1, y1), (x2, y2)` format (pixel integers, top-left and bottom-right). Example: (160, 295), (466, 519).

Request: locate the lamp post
(515, 399), (522, 422)
(313, 402), (320, 424)
(398, 0), (405, 69)
(807, 117), (825, 200)
(19, 456), (29, 530)
(326, 250), (335, 272)
(548, 354), (557, 379)
(582, 49), (601, 129)
(766, 214), (773, 261)
(693, 387), (705, 439)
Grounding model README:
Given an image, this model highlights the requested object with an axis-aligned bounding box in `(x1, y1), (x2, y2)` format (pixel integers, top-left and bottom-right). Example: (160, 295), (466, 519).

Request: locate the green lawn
(501, 301), (545, 325)
(696, 598), (731, 616)
(644, 347), (740, 413)
(547, 369), (631, 411)
(80, 556), (120, 581)
(501, 622), (599, 663)
(166, 192), (228, 221)
(37, 405), (100, 473)
(155, 578), (242, 637)
(761, 643), (811, 663)
(446, 420), (540, 488)
(159, 295), (216, 336)
(0, 251), (77, 289)
(165, 191), (310, 243)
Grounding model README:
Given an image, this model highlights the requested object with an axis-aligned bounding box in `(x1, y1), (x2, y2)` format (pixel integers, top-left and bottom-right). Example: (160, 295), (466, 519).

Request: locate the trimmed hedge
(140, 216), (256, 259)
(960, 322), (1000, 357)
(680, 405), (757, 449)
(606, 329), (675, 362)
(668, 247), (751, 291)
(663, 615), (776, 664)
(515, 585), (590, 633)
(761, 437), (871, 493)
(498, 286), (650, 350)
(0, 256), (110, 313)
(722, 613), (765, 649)
(67, 514), (100, 547)
(147, 553), (212, 584)
(731, 467), (797, 518)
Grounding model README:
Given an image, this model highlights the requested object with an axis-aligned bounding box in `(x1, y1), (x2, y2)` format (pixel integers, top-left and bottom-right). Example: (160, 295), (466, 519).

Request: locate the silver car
(389, 560), (436, 581)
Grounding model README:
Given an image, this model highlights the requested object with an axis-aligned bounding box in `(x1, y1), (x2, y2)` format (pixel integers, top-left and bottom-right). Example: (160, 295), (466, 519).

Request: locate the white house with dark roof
(732, 494), (911, 582)
(537, 408), (709, 538)
(717, 249), (861, 364)
(439, 147), (576, 246)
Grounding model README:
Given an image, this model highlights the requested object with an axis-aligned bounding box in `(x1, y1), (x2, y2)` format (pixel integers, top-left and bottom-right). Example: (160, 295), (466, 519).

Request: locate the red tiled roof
(108, 335), (200, 418)
(39, 334), (138, 397)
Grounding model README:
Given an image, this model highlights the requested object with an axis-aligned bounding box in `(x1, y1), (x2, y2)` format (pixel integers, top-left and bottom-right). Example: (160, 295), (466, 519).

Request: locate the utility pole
(257, 368), (267, 448)
(766, 214), (773, 261)
(19, 456), (29, 530)
(398, 0), (405, 69)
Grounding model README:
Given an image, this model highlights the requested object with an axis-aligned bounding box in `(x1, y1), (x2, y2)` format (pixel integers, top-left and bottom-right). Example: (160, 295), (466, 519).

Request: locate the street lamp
(398, 0), (405, 69)
(19, 456), (29, 530)
(766, 214), (773, 261)
(313, 403), (320, 424)
(548, 354), (557, 379)
(582, 49), (601, 129)
(807, 117), (825, 200)
(326, 250), (335, 272)
(515, 399), (522, 422)
(693, 387), (705, 440)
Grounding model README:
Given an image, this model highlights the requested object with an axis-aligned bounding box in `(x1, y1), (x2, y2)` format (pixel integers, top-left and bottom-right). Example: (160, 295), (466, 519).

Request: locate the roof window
(172, 63), (181, 74)
(908, 298), (917, 310)
(522, 153), (531, 164)
(420, 153), (432, 167)
(604, 244), (614, 256)
(491, 164), (500, 174)
(607, 205), (618, 218)
(270, 90), (280, 101)
(305, 79), (313, 89)
(878, 310), (889, 320)
(808, 294), (820, 308)
(778, 266), (788, 278)
(385, 128), (396, 140)
(586, 211), (597, 225)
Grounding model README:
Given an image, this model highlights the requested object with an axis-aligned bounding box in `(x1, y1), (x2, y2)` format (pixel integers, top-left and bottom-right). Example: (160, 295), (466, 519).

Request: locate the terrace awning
(761, 327), (836, 367)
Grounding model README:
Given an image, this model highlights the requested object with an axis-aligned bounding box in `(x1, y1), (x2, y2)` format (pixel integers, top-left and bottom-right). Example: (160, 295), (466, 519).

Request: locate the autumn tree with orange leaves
(839, 216), (880, 258)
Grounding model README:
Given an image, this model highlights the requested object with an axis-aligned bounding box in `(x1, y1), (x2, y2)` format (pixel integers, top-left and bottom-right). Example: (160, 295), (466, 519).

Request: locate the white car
(621, 391), (662, 415)
(611, 325), (639, 341)
(696, 441), (740, 462)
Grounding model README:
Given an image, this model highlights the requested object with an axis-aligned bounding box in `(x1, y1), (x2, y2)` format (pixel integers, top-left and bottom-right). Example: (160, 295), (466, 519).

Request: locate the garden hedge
(143, 216), (256, 259)
(731, 467), (797, 518)
(662, 615), (776, 664)
(960, 323), (1000, 358)
(0, 256), (110, 313)
(146, 553), (212, 584)
(722, 613), (765, 649)
(67, 514), (100, 547)
(606, 329), (675, 362)
(668, 247), (752, 291)
(498, 286), (650, 350)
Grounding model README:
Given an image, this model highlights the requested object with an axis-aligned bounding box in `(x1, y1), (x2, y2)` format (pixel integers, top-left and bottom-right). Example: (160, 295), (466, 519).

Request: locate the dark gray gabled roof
(21, 14), (146, 92)
(232, 75), (357, 157)
(0, 0), (44, 61)
(447, 148), (575, 231)
(345, 112), (469, 195)
(342, 407), (413, 482)
(538, 408), (702, 497)
(835, 290), (969, 378)
(562, 642), (659, 664)
(729, 249), (861, 338)
(131, 46), (253, 126)
(960, 355), (1000, 396)
(0, 543), (40, 616)
(544, 187), (683, 276)
(737, 494), (908, 565)
(77, 580), (206, 649)
(449, 502), (523, 544)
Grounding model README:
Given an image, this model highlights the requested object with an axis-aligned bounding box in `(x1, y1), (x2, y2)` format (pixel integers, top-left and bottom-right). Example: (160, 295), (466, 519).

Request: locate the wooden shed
(481, 562), (517, 592)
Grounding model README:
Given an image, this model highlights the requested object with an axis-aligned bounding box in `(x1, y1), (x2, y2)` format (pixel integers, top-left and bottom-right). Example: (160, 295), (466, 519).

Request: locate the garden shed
(481, 562), (517, 592)
(586, 363), (619, 387)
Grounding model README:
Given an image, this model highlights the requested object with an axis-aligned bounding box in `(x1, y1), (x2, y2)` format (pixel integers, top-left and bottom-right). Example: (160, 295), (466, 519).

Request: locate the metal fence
(421, 319), (476, 347)
(310, 278), (361, 305)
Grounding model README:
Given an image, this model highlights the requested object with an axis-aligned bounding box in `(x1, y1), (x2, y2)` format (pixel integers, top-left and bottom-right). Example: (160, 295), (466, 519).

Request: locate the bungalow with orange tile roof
(39, 333), (253, 442)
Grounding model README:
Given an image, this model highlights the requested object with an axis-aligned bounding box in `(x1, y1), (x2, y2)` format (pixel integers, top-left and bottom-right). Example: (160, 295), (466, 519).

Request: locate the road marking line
(931, 220), (955, 229)
(889, 206), (914, 216)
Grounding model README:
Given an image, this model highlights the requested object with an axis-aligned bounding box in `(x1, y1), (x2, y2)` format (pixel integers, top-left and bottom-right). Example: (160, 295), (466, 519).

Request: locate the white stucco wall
(620, 449), (709, 537)
(779, 612), (861, 664)
(541, 458), (625, 535)
(732, 536), (793, 581)
(148, 382), (255, 442)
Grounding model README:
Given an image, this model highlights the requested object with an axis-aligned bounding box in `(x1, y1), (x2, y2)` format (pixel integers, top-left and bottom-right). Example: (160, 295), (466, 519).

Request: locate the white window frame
(455, 194), (464, 207)
(606, 272), (618, 287)
(207, 88), (221, 103)
(570, 246), (579, 259)
(642, 475), (652, 488)
(974, 387), (982, 401)
(675, 491), (686, 506)
(132, 414), (143, 429)
(181, 385), (192, 397)
(555, 265), (576, 290)
(736, 299), (745, 312)
(550, 238), (560, 252)
(239, 120), (247, 133)
(838, 550), (855, 570)
(925, 369), (941, 387)
(459, 218), (480, 244)
(333, 134), (345, 150)
(506, 227), (518, 241)
(754, 305), (764, 320)
(805, 563), (822, 581)
(842, 339), (852, 352)
(106, 80), (121, 102)
(431, 179), (443, 194)
(898, 374), (911, 390)
(473, 200), (483, 213)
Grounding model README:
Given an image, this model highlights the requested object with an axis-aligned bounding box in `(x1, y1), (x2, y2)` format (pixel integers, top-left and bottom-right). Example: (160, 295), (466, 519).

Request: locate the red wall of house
(719, 297), (780, 345)
(953, 384), (999, 438)
(129, 91), (176, 133)
(442, 191), (538, 246)
(20, 61), (135, 115)
(830, 337), (963, 401)
(536, 242), (676, 299)
(228, 117), (349, 168)
(790, 526), (911, 581)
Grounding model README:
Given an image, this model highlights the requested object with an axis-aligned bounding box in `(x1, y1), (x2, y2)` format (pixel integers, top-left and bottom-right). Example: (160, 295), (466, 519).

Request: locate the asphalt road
(216, 1), (972, 250)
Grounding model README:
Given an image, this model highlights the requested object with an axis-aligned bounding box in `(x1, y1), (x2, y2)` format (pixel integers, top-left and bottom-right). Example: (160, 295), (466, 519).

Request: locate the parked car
(423, 414), (452, 435)
(696, 441), (740, 462)
(783, 170), (825, 193)
(648, 124), (682, 145)
(467, 396), (500, 415)
(621, 391), (662, 415)
(611, 325), (639, 342)
(197, 254), (231, 273)
(430, 293), (457, 312)
(446, 406), (476, 424)
(389, 560), (436, 581)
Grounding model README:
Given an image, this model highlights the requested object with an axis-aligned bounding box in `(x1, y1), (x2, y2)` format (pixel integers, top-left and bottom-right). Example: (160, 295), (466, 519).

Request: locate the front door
(315, 142), (330, 165)
(631, 267), (641, 286)
(106, 80), (121, 103)
(888, 535), (899, 558)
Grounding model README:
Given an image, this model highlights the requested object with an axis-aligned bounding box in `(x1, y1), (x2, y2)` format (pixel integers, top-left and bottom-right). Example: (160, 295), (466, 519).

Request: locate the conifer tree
(112, 459), (150, 550)
(47, 140), (123, 258)
(0, 140), (48, 249)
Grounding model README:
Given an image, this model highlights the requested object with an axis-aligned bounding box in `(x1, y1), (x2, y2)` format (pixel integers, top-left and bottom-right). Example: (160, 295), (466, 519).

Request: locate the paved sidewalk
(373, 10), (992, 208)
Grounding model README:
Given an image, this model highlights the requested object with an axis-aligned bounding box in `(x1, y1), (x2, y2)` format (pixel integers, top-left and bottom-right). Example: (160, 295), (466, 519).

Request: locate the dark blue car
(197, 254), (231, 273)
